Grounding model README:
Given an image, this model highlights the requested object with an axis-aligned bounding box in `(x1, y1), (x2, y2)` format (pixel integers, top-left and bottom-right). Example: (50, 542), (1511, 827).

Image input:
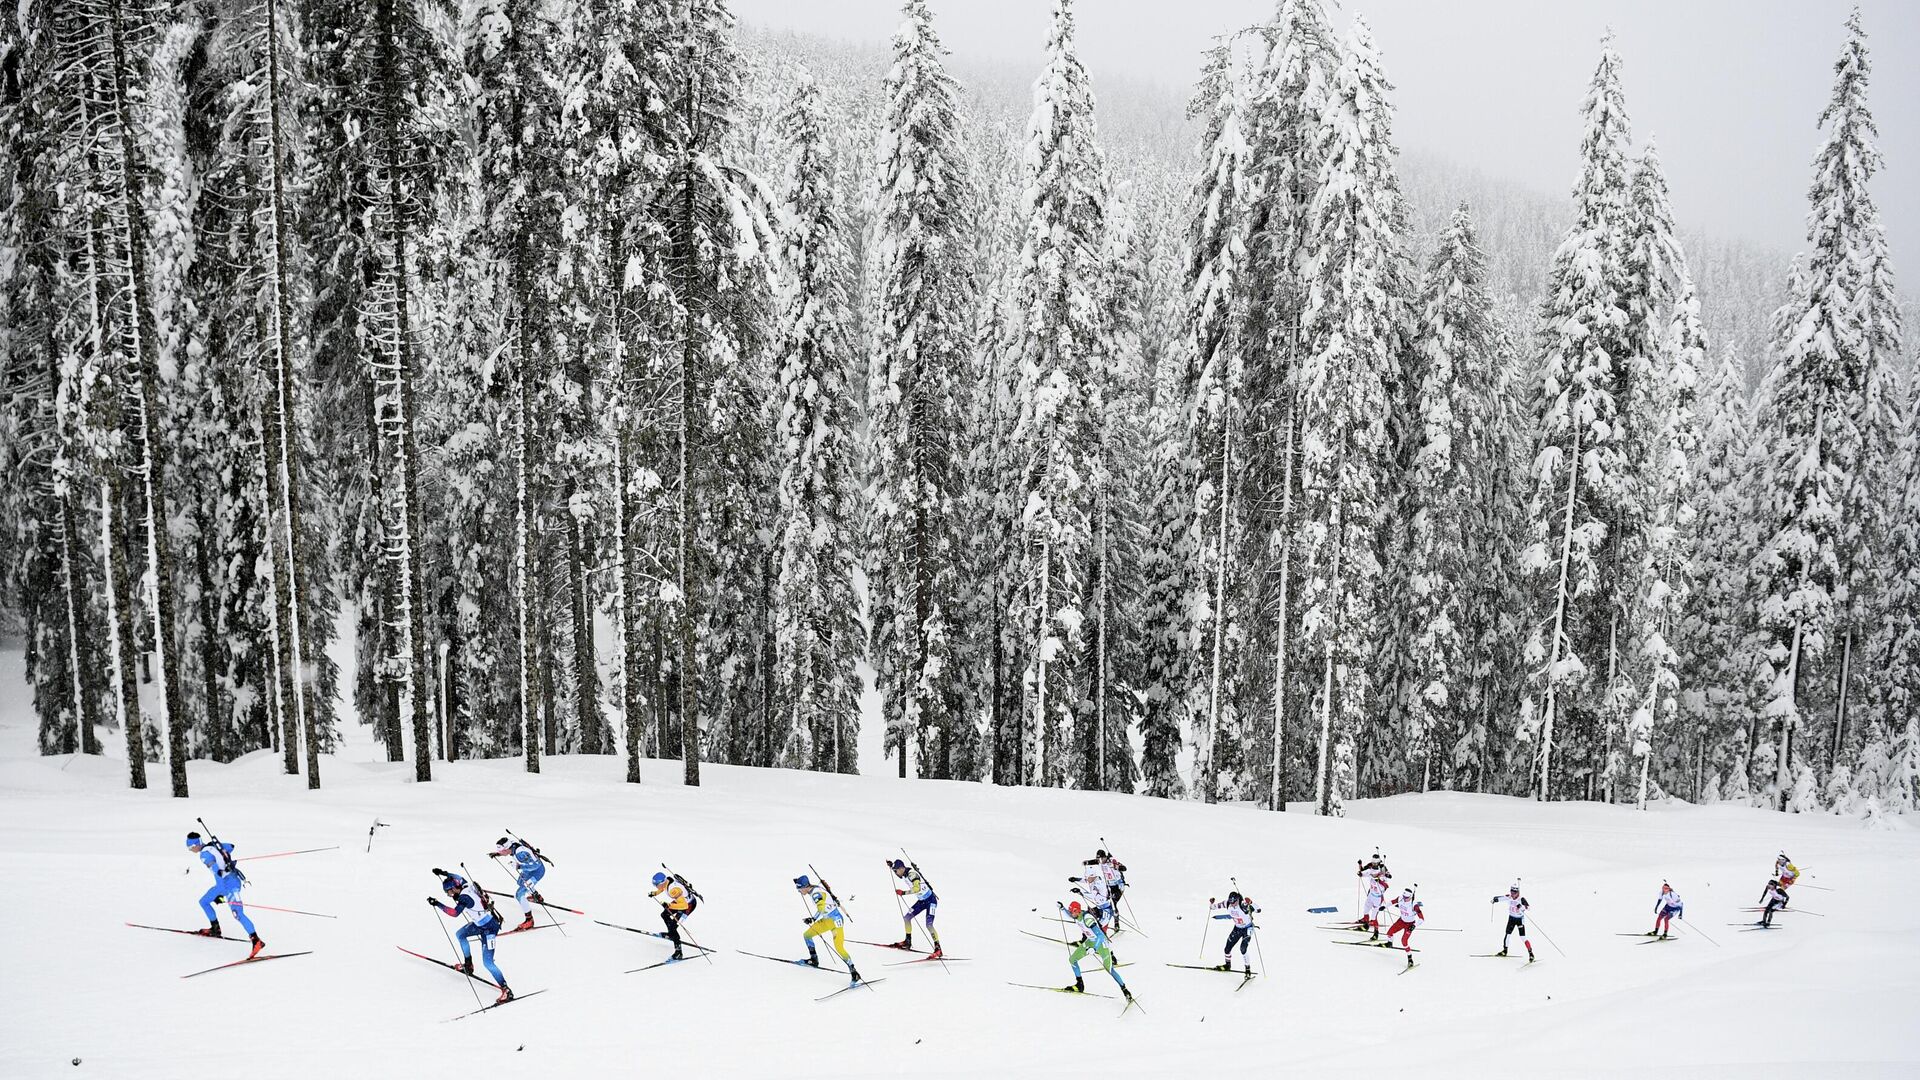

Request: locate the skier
(1648, 882), (1684, 939)
(1381, 886), (1425, 965)
(492, 836), (546, 931)
(429, 869), (512, 1003)
(1354, 856), (1389, 930)
(1774, 853), (1800, 888)
(795, 875), (863, 985)
(1070, 862), (1117, 932)
(1209, 891), (1259, 973)
(1059, 899), (1133, 1002)
(1087, 850), (1128, 908)
(649, 871), (698, 960)
(186, 832), (265, 958)
(1360, 865), (1392, 938)
(888, 858), (942, 958)
(1757, 878), (1791, 928)
(1489, 883), (1535, 961)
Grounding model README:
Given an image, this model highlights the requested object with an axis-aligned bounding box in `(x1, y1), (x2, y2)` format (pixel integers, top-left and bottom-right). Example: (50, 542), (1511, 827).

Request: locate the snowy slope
(1, 647), (1915, 1079)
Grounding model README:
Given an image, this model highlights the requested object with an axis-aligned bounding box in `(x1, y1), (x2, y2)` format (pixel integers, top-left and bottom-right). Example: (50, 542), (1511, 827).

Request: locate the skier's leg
(199, 883), (222, 924)
(1067, 941), (1090, 980)
(478, 930), (505, 984)
(802, 917), (829, 961)
(1098, 944), (1127, 989)
(923, 900), (940, 947)
(455, 921), (478, 959)
(830, 922), (852, 964)
(227, 889), (258, 937)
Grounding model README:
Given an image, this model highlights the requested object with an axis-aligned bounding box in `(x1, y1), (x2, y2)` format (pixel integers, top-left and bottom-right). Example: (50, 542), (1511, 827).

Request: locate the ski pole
(432, 898), (483, 1007)
(367, 820), (388, 854)
(234, 846), (340, 862)
(1679, 919), (1721, 948)
(887, 858), (908, 939)
(1526, 913), (1568, 958)
(1198, 899), (1211, 961)
(241, 902), (337, 919)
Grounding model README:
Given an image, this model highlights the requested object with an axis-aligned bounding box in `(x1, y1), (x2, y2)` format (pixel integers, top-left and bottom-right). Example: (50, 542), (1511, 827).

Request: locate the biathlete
(795, 875), (864, 985)
(186, 831), (265, 958)
(1209, 891), (1259, 973)
(1385, 887), (1423, 965)
(1360, 866), (1392, 938)
(888, 858), (943, 958)
(1060, 899), (1132, 1002)
(1490, 882), (1535, 961)
(1648, 882), (1683, 939)
(1758, 878), (1791, 928)
(492, 835), (547, 931)
(430, 869), (513, 1003)
(649, 871), (699, 960)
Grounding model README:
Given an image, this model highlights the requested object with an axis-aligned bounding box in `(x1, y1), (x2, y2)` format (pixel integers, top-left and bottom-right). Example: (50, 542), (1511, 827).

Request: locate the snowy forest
(1, 0), (1913, 818)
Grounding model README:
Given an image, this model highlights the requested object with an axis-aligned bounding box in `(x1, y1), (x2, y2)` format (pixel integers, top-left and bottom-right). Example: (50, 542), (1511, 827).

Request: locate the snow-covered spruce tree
(770, 74), (863, 774)
(1865, 371), (1919, 813)
(1007, 0), (1107, 788)
(1630, 266), (1703, 808)
(1393, 204), (1500, 793)
(1750, 10), (1899, 810)
(1681, 346), (1759, 801)
(1520, 34), (1634, 802)
(867, 0), (972, 779)
(657, 0), (775, 786)
(1178, 39), (1254, 803)
(1299, 18), (1400, 818)
(1235, 0), (1336, 808)
(86, 0), (192, 795)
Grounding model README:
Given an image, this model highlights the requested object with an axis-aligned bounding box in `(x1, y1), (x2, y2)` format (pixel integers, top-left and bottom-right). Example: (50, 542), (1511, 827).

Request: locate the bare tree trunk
(1536, 422), (1584, 802)
(1268, 403), (1296, 811)
(58, 491), (101, 755)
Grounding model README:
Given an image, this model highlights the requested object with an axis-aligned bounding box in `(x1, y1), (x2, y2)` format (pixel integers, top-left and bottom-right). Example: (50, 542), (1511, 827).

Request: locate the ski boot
(804, 953), (822, 968)
(671, 947), (685, 961)
(1063, 975), (1086, 993)
(1215, 961), (1231, 972)
(1495, 948), (1508, 957)
(196, 922), (223, 938)
(1404, 953), (1415, 968)
(1121, 986), (1134, 1003)
(461, 957), (474, 976)
(894, 933), (913, 950)
(926, 946), (943, 960)
(494, 984), (514, 1005)
(248, 934), (266, 960)
(529, 892), (546, 906)
(848, 965), (864, 986)
(1643, 930), (1659, 937)
(1526, 951), (1536, 963)
(513, 913), (536, 932)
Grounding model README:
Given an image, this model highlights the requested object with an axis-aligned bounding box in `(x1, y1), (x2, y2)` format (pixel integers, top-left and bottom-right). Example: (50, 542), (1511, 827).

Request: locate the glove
(801, 916), (814, 925)
(427, 897), (441, 909)
(214, 895), (226, 905)
(1209, 897), (1216, 905)
(894, 889), (905, 896)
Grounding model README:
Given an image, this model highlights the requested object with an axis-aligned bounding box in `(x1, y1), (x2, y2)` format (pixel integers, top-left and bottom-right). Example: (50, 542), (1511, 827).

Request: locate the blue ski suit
(193, 839), (256, 936)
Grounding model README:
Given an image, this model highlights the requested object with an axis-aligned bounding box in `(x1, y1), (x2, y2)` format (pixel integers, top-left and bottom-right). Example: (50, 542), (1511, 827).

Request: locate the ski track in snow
(0, 645), (1915, 1079)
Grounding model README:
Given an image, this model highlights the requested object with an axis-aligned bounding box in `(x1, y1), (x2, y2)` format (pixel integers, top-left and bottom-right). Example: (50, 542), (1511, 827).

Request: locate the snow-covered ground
(1, 643), (1915, 1079)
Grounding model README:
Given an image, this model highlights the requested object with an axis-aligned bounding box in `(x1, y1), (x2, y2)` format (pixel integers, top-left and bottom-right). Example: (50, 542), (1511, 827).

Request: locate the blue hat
(441, 875), (464, 893)
(889, 859), (906, 871)
(793, 875), (811, 888)
(185, 832), (203, 848)
(651, 872), (669, 887)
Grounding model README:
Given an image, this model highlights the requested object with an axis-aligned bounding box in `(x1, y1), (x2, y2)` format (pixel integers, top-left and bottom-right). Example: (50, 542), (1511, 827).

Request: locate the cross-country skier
(1071, 863), (1117, 932)
(888, 859), (942, 958)
(1774, 854), (1800, 888)
(429, 869), (512, 1003)
(1648, 882), (1684, 939)
(1059, 899), (1132, 1002)
(493, 836), (546, 931)
(1490, 883), (1535, 961)
(1360, 866), (1392, 939)
(1757, 878), (1791, 928)
(795, 875), (863, 984)
(186, 832), (265, 958)
(1385, 886), (1424, 965)
(1209, 891), (1258, 973)
(1086, 850), (1128, 907)
(649, 871), (698, 960)
(1354, 856), (1389, 930)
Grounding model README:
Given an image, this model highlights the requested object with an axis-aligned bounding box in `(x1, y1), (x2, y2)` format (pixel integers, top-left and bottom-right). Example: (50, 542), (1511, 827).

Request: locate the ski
(1616, 932), (1662, 937)
(490, 888), (585, 916)
(1470, 953), (1523, 958)
(181, 951), (313, 978)
(1397, 962), (1418, 974)
(592, 921), (717, 952)
(1008, 982), (1113, 999)
(397, 945), (500, 988)
(1738, 907), (1822, 916)
(1234, 973), (1257, 992)
(850, 939), (925, 952)
(882, 955), (966, 967)
(1333, 940), (1419, 953)
(625, 957), (686, 974)
(1165, 963), (1256, 976)
(815, 978), (886, 1001)
(447, 989), (547, 1021)
(127, 923), (247, 943)
(1636, 936), (1677, 945)
(498, 923), (558, 938)
(1738, 925), (1781, 932)
(1316, 925), (1373, 932)
(735, 950), (843, 973)
(1020, 930), (1073, 946)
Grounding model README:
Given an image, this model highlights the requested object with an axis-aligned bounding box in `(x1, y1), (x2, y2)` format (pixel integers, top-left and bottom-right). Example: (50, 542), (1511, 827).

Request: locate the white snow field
(2, 655), (1916, 1079)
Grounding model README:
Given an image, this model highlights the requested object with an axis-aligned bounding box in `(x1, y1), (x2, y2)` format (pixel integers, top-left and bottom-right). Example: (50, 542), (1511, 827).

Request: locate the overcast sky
(730, 0), (1920, 275)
